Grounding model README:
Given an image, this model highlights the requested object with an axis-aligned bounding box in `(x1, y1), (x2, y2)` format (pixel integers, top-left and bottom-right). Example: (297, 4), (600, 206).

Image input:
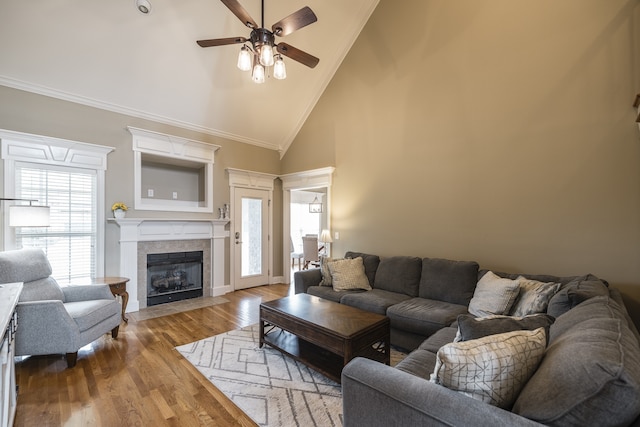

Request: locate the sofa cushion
(395, 348), (437, 380)
(468, 271), (520, 317)
(340, 289), (411, 315)
(307, 285), (365, 303)
(328, 257), (372, 291)
(64, 299), (120, 332)
(418, 258), (479, 306)
(373, 256), (422, 296)
(418, 327), (458, 353)
(431, 328), (547, 409)
(387, 298), (468, 338)
(509, 277), (560, 317)
(345, 251), (380, 288)
(512, 296), (640, 426)
(454, 313), (555, 342)
(546, 274), (609, 318)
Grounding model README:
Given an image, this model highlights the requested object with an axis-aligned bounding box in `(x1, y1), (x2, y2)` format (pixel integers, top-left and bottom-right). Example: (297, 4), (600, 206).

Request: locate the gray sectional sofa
(293, 251), (640, 426)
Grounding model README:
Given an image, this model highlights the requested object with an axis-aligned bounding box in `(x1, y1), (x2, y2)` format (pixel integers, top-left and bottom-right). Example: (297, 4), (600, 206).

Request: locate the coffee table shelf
(259, 294), (390, 384)
(263, 328), (345, 382)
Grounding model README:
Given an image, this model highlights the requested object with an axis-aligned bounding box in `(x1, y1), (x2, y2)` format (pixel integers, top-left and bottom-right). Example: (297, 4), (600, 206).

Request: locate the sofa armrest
(62, 284), (114, 302)
(342, 357), (543, 427)
(293, 268), (322, 294)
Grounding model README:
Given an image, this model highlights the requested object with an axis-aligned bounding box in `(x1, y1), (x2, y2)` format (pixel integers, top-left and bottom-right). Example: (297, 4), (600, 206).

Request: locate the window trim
(1, 128), (114, 277)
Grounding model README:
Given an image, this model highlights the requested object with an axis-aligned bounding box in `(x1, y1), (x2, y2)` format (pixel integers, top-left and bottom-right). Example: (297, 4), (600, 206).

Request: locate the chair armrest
(342, 357), (543, 427)
(15, 300), (80, 354)
(294, 268), (322, 294)
(62, 284), (114, 302)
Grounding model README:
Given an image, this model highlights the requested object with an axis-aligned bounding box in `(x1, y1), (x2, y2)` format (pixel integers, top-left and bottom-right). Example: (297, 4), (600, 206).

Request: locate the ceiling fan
(197, 0), (319, 83)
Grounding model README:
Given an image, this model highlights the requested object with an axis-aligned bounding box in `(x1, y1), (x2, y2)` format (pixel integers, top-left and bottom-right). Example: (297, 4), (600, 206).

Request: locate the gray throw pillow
(455, 313), (555, 343)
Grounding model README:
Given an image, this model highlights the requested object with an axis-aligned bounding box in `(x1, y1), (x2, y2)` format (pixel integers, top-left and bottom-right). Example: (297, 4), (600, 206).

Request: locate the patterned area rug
(176, 324), (406, 427)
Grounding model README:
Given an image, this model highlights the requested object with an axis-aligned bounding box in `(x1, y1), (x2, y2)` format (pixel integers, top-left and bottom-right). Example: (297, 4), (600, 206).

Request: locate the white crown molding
(0, 76), (281, 152)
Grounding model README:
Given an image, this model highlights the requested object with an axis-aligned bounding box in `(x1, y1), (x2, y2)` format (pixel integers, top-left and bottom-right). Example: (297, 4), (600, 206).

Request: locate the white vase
(113, 209), (126, 219)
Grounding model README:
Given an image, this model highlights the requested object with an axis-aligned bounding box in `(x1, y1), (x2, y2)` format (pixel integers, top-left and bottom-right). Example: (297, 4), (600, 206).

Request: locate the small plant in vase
(111, 202), (128, 219)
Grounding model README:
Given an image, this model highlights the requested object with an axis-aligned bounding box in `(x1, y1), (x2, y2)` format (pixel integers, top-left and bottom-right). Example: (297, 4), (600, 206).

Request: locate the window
(14, 163), (97, 283)
(1, 129), (113, 284)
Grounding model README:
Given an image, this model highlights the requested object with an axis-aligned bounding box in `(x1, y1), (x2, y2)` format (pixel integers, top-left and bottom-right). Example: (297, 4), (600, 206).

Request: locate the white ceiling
(0, 0), (379, 154)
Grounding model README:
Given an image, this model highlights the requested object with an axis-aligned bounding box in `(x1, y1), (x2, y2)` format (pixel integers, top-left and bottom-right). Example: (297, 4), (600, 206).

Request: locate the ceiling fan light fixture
(252, 60), (265, 84)
(273, 55), (286, 80)
(259, 43), (274, 67)
(237, 45), (252, 71)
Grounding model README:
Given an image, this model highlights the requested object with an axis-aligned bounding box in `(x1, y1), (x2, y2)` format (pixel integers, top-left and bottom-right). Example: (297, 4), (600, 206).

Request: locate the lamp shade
(320, 229), (333, 243)
(9, 205), (50, 227)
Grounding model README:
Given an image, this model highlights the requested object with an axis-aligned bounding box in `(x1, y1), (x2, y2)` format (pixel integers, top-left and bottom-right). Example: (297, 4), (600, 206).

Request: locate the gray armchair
(0, 248), (121, 368)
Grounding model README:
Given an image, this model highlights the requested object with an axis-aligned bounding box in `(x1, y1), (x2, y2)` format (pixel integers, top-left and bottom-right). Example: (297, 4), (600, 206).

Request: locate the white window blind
(14, 162), (97, 283)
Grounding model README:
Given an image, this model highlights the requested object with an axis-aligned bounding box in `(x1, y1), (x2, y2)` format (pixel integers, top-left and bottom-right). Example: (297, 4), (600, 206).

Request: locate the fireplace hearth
(147, 251), (203, 306)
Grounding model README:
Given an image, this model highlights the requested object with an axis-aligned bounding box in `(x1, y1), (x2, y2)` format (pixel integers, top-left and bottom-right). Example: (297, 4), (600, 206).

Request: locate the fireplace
(147, 251), (203, 306)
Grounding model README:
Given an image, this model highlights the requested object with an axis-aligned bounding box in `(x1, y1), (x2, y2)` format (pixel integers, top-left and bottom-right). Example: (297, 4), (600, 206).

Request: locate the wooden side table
(92, 277), (130, 323)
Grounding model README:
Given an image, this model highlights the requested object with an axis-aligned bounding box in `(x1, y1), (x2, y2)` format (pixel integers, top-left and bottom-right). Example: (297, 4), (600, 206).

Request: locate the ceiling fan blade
(272, 6), (317, 37)
(276, 43), (319, 68)
(220, 0), (257, 29)
(197, 37), (248, 47)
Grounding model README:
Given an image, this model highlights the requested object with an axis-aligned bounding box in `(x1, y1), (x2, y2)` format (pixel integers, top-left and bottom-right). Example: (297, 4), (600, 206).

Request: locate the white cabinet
(0, 282), (21, 427)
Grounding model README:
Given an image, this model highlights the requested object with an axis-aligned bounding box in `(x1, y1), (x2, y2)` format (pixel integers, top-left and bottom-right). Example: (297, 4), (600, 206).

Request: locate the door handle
(235, 231), (242, 244)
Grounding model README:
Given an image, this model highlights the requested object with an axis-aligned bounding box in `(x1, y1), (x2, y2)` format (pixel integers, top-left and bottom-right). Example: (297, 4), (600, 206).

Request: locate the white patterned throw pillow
(329, 257), (372, 291)
(509, 276), (560, 317)
(468, 271), (521, 317)
(430, 327), (546, 409)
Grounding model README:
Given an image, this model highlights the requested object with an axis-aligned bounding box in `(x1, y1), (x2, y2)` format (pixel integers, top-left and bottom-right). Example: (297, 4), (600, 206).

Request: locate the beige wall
(282, 0), (640, 323)
(0, 85), (284, 281)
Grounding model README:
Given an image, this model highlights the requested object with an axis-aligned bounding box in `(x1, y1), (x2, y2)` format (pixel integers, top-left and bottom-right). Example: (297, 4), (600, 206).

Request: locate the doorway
(281, 167), (335, 283)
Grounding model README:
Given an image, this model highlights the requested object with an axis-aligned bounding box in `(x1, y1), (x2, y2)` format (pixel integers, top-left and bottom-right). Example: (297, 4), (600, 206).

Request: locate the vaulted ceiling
(0, 0), (379, 154)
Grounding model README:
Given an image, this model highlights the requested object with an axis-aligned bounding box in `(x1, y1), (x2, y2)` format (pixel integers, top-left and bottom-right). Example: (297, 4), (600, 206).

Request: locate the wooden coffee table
(259, 293), (390, 383)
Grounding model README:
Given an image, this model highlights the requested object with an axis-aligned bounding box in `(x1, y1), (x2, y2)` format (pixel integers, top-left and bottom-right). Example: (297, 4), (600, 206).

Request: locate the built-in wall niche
(128, 127), (220, 213)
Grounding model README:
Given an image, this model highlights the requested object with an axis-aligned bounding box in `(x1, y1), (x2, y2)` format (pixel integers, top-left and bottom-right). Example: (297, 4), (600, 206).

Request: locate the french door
(233, 187), (270, 289)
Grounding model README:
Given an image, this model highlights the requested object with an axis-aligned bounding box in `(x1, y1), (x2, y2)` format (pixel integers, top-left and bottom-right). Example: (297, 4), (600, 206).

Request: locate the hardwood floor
(14, 283), (291, 427)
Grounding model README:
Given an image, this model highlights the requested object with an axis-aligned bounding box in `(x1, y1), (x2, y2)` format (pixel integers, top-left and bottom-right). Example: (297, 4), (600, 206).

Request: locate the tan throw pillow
(509, 276), (560, 317)
(430, 328), (547, 409)
(319, 256), (341, 287)
(468, 271), (521, 317)
(329, 257), (372, 291)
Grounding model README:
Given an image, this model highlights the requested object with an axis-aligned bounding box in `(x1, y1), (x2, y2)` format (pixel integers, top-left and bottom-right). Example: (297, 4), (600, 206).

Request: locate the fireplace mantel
(110, 218), (229, 312)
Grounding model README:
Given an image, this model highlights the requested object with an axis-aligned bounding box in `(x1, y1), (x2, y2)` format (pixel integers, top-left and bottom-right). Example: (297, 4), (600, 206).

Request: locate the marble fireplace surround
(112, 218), (229, 312)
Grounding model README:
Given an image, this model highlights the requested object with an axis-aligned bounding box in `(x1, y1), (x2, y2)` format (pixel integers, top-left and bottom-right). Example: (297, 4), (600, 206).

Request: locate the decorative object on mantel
(224, 203), (230, 219)
(218, 207), (224, 219)
(309, 196), (322, 213)
(111, 202), (128, 219)
(196, 0), (319, 84)
(0, 198), (50, 227)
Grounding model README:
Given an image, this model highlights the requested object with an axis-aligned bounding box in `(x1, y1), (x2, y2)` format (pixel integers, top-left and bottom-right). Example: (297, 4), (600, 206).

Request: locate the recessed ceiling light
(135, 0), (151, 14)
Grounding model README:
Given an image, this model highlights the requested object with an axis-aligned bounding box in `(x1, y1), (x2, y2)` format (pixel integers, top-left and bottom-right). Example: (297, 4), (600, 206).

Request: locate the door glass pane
(241, 197), (262, 276)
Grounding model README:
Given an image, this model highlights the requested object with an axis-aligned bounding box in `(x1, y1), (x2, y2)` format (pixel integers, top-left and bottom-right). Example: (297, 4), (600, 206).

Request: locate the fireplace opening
(147, 251), (203, 306)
